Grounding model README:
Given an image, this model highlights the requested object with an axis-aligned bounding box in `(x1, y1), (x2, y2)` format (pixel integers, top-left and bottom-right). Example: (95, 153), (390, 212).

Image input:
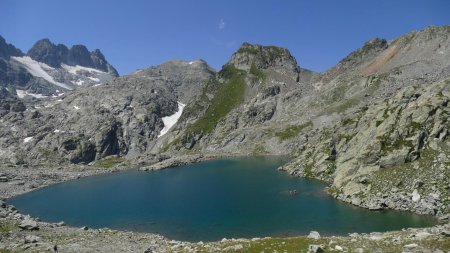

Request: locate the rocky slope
(0, 26), (449, 217)
(0, 59), (214, 166)
(157, 25), (450, 217)
(0, 36), (118, 98)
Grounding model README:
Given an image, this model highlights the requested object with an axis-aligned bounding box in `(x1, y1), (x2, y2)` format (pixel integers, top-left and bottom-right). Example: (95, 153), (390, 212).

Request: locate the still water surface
(10, 157), (436, 241)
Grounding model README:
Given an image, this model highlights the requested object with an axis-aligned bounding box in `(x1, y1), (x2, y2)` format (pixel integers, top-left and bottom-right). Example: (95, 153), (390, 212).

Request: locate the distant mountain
(27, 39), (118, 75)
(0, 36), (118, 99)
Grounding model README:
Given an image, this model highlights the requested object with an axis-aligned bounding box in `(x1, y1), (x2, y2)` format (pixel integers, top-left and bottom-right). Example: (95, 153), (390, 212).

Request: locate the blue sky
(1, 0), (449, 75)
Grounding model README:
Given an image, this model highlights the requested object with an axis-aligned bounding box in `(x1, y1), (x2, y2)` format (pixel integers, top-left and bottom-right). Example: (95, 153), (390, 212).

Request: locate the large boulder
(19, 219), (39, 230)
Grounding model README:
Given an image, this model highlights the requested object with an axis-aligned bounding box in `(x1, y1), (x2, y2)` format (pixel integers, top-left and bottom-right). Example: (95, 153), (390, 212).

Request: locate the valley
(0, 25), (449, 252)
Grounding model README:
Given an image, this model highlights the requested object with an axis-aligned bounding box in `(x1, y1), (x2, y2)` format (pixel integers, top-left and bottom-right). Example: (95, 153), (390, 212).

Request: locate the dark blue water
(9, 157), (436, 241)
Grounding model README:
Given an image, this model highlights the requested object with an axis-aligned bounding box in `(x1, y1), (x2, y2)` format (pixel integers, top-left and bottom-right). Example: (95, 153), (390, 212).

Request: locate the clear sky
(1, 0), (449, 75)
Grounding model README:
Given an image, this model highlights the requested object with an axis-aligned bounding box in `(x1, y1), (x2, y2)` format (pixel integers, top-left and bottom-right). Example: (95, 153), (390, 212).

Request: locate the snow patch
(73, 106), (80, 110)
(61, 64), (104, 75)
(158, 102), (186, 138)
(16, 89), (48, 99)
(23, 137), (33, 143)
(88, 77), (100, 82)
(73, 80), (85, 86)
(11, 56), (72, 90)
(52, 93), (65, 98)
(16, 90), (26, 98)
(54, 129), (61, 133)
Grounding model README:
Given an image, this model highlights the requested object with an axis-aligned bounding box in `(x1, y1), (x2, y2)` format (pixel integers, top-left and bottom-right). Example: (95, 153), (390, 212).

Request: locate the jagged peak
(227, 42), (300, 74)
(340, 38), (388, 64)
(25, 38), (118, 75)
(0, 35), (23, 59)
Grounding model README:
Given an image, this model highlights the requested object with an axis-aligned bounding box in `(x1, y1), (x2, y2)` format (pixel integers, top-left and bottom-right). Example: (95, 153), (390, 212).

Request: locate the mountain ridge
(27, 38), (119, 76)
(0, 25), (448, 219)
(0, 35), (119, 97)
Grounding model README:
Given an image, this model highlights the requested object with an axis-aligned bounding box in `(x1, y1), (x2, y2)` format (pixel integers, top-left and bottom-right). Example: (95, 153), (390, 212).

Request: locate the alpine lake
(9, 156), (436, 242)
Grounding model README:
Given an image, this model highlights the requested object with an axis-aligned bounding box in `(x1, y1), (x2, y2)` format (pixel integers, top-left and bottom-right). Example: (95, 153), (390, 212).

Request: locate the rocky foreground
(0, 200), (449, 252)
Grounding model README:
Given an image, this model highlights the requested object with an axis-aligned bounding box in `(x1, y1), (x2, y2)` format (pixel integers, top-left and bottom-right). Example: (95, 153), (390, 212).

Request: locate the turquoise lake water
(9, 157), (436, 241)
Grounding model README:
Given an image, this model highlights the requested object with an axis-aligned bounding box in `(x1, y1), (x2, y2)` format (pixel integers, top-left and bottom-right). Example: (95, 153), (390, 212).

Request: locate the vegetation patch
(185, 66), (246, 135)
(0, 224), (10, 233)
(93, 156), (125, 168)
(249, 63), (266, 82)
(238, 237), (325, 253)
(38, 147), (63, 164)
(380, 138), (413, 153)
(275, 121), (312, 141)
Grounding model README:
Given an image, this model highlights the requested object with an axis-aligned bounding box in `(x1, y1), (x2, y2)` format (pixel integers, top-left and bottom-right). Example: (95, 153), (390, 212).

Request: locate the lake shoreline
(0, 155), (449, 252)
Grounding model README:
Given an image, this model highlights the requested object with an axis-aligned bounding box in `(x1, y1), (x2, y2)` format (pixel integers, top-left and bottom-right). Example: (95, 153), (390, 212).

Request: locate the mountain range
(0, 25), (449, 218)
(0, 36), (118, 99)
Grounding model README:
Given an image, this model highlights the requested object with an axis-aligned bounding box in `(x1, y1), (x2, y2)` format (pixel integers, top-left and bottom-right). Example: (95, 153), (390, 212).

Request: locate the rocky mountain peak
(27, 38), (118, 76)
(132, 59), (216, 103)
(27, 38), (68, 68)
(0, 35), (23, 59)
(67, 44), (94, 67)
(340, 38), (388, 65)
(228, 42), (300, 74)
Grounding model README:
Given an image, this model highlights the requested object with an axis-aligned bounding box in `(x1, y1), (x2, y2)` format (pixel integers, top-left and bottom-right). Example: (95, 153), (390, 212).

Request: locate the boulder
(403, 243), (418, 249)
(56, 221), (65, 226)
(24, 235), (40, 244)
(335, 245), (344, 251)
(308, 244), (325, 253)
(412, 189), (421, 202)
(379, 148), (410, 168)
(307, 231), (321, 239)
(19, 219), (39, 230)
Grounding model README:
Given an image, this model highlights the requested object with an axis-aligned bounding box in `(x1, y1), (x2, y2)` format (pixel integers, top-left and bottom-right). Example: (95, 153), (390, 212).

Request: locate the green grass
(186, 66), (246, 135)
(327, 186), (343, 196)
(237, 237), (325, 253)
(380, 137), (413, 153)
(303, 163), (314, 177)
(275, 122), (312, 141)
(249, 63), (266, 81)
(410, 121), (423, 130)
(93, 156), (125, 168)
(341, 118), (355, 126)
(0, 224), (10, 233)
